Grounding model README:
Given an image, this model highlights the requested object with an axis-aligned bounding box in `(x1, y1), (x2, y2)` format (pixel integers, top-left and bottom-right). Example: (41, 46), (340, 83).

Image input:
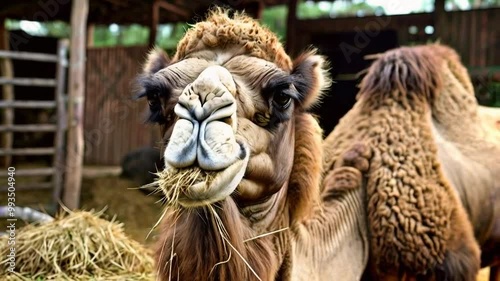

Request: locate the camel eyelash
(135, 74), (171, 124)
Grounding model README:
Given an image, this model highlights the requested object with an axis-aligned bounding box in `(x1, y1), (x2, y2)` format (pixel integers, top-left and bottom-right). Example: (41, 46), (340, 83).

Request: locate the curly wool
(322, 44), (480, 278)
(172, 8), (293, 71)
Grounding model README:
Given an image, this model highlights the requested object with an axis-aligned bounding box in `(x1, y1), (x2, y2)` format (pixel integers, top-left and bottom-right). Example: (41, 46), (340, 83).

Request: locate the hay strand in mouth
(148, 167), (217, 208)
(0, 210), (154, 280)
(243, 227), (289, 243)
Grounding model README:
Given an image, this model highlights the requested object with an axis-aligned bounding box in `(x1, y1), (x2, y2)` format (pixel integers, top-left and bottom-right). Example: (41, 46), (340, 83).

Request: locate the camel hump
(359, 45), (444, 102)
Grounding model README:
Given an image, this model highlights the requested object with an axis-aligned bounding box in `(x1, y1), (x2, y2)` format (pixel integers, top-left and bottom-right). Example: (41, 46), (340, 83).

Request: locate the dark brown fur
(286, 112), (323, 222)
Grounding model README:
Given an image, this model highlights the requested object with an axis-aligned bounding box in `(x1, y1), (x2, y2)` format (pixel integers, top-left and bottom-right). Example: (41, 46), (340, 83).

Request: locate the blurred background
(0, 0), (498, 247)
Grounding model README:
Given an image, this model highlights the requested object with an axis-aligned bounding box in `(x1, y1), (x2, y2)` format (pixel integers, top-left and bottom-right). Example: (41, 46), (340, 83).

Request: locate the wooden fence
(291, 8), (499, 68)
(83, 45), (160, 166)
(437, 8), (499, 67)
(0, 40), (69, 205)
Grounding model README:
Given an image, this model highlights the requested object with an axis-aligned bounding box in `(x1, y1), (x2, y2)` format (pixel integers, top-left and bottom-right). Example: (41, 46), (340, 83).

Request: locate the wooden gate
(0, 39), (69, 207)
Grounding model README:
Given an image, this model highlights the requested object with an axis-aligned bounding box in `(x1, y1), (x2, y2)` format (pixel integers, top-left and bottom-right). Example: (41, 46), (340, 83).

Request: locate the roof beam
(155, 0), (190, 18)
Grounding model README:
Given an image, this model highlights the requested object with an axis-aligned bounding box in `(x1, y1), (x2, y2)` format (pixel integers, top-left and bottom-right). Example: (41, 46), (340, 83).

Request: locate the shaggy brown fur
(155, 199), (278, 281)
(286, 112), (323, 222)
(323, 44), (483, 280)
(173, 8), (293, 71)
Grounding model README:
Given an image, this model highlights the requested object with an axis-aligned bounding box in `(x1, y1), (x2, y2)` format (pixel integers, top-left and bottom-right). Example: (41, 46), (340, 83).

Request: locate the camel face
(136, 10), (330, 210)
(162, 64), (249, 207)
(158, 56), (298, 207)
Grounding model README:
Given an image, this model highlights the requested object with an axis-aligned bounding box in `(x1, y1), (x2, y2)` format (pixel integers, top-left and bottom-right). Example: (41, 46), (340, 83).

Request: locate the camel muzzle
(160, 65), (250, 207)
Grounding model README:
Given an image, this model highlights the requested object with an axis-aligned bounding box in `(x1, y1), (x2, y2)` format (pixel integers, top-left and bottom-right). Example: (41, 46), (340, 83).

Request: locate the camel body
(291, 44), (500, 281)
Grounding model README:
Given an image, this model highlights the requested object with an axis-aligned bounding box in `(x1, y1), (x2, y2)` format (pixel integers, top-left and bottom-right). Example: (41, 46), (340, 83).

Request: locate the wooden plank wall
(291, 8), (499, 68)
(84, 45), (161, 165)
(437, 8), (499, 67)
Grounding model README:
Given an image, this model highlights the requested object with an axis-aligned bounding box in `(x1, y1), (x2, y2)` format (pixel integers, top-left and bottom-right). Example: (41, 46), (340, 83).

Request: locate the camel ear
(291, 50), (332, 110)
(136, 48), (170, 102)
(134, 47), (171, 124)
(143, 47), (170, 75)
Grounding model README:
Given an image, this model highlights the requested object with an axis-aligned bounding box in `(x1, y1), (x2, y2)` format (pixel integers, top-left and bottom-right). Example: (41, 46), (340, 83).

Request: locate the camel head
(135, 9), (330, 281)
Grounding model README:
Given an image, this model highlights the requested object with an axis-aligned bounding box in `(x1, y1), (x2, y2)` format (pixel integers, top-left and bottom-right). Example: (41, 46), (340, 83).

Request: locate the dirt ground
(79, 176), (163, 247)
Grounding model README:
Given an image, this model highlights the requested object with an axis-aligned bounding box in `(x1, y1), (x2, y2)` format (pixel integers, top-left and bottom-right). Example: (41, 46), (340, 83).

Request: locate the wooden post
(0, 20), (14, 168)
(255, 1), (265, 20)
(286, 0), (299, 56)
(149, 0), (160, 47)
(63, 0), (88, 210)
(434, 0), (446, 40)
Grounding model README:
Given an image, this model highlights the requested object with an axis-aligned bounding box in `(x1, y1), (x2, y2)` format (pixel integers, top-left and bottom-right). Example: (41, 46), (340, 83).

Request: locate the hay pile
(0, 210), (155, 280)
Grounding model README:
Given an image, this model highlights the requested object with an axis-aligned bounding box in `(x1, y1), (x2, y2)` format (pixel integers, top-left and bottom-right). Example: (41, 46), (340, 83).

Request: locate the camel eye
(147, 92), (161, 109)
(146, 94), (165, 124)
(273, 91), (292, 110)
(148, 99), (158, 107)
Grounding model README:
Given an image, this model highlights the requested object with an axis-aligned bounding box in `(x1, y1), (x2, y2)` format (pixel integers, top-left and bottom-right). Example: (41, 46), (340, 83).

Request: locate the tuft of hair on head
(143, 47), (170, 75)
(173, 6), (293, 71)
(358, 45), (443, 102)
(291, 48), (332, 110)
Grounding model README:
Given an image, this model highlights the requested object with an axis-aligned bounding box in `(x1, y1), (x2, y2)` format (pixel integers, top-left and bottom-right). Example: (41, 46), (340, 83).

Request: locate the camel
(316, 44), (500, 280)
(135, 9), (499, 281)
(135, 9), (335, 281)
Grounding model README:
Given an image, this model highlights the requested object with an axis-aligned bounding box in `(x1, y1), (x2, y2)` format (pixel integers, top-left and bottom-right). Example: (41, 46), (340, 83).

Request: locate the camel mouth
(158, 142), (250, 208)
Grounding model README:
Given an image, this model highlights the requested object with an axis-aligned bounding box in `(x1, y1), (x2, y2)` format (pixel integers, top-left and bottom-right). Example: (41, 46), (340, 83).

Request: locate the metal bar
(0, 100), (56, 109)
(0, 124), (57, 132)
(0, 77), (57, 87)
(0, 50), (58, 63)
(0, 148), (55, 156)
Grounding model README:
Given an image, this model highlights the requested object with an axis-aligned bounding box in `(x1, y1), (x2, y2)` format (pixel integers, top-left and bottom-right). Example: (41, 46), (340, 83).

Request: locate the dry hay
(146, 167), (217, 208)
(0, 210), (155, 280)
